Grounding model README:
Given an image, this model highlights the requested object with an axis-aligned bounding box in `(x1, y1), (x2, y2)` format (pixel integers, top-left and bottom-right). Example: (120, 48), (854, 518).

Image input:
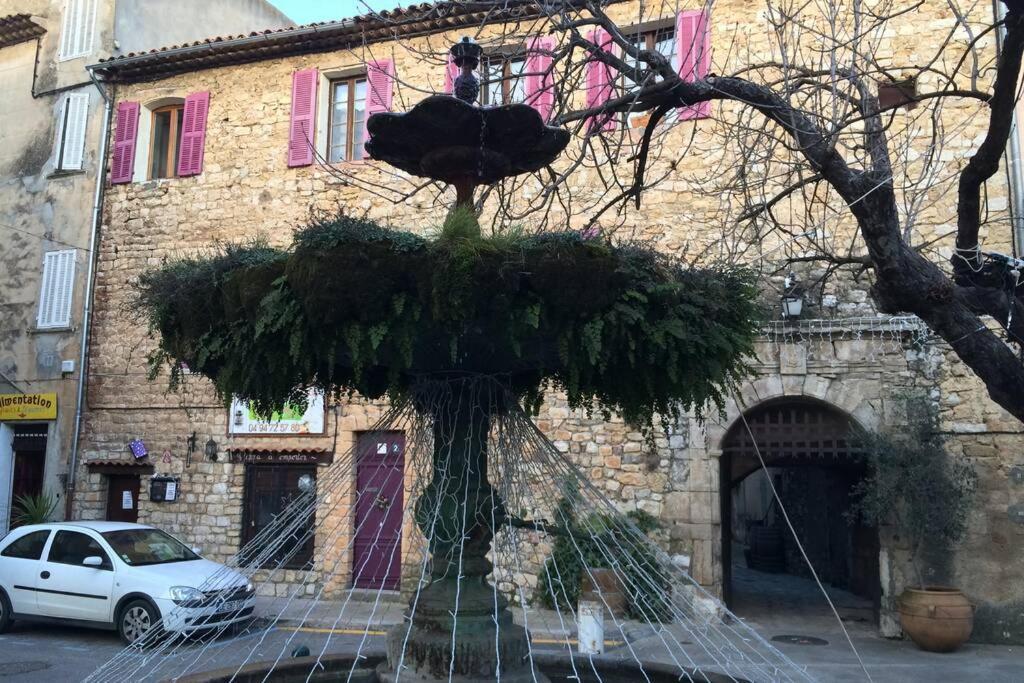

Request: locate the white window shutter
(52, 96), (70, 164)
(38, 250), (77, 329)
(58, 1), (77, 59)
(55, 93), (89, 170)
(59, 0), (97, 60)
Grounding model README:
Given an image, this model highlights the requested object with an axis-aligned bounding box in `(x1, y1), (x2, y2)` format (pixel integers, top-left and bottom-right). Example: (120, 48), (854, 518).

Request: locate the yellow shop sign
(0, 393), (57, 421)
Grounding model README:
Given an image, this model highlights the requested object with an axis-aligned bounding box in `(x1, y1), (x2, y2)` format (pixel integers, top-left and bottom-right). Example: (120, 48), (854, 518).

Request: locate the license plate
(219, 600), (246, 613)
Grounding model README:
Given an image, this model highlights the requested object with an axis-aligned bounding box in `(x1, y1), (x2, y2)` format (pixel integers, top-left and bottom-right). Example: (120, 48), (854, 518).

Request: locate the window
(58, 0), (98, 60)
(328, 76), (368, 163)
(624, 26), (677, 83)
(53, 92), (89, 172)
(482, 55), (527, 106)
(102, 529), (198, 566)
(1, 530), (51, 560)
(623, 24), (677, 127)
(878, 76), (919, 111)
(148, 104), (184, 179)
(242, 465), (316, 569)
(47, 530), (112, 569)
(37, 249), (76, 329)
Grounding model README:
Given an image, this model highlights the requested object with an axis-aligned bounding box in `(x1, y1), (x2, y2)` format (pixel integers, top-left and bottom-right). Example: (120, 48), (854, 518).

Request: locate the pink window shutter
(525, 36), (556, 122)
(444, 54), (458, 94)
(288, 68), (319, 167)
(177, 91), (210, 176)
(366, 59), (395, 117)
(677, 10), (711, 120)
(110, 101), (139, 184)
(585, 29), (616, 132)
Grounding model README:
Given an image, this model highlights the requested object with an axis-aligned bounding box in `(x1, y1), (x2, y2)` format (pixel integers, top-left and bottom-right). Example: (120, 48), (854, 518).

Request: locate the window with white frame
(53, 92), (89, 171)
(481, 54), (528, 106)
(37, 250), (77, 329)
(327, 75), (368, 163)
(58, 0), (98, 60)
(623, 23), (677, 127)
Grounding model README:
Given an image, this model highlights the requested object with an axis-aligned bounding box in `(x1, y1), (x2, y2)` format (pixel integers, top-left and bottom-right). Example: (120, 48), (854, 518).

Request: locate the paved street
(1, 599), (1021, 682)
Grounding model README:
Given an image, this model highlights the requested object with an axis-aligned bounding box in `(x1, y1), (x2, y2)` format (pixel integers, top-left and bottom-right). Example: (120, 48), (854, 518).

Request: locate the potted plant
(850, 397), (977, 652)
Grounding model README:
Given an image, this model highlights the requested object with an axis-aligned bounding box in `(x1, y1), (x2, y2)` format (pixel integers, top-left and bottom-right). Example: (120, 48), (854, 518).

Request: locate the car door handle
(40, 571), (50, 579)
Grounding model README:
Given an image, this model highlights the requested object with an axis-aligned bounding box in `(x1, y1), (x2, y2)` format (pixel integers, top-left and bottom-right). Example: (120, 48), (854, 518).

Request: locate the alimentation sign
(0, 393), (58, 420)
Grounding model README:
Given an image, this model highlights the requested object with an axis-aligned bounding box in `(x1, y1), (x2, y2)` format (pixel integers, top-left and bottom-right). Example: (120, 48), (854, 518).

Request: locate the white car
(0, 521), (254, 644)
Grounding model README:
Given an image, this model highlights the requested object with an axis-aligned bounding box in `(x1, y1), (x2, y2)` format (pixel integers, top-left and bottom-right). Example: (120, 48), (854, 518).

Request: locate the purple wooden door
(353, 432), (404, 590)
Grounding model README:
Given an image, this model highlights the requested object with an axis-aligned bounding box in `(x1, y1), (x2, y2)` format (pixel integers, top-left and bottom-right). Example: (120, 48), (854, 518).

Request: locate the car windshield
(102, 529), (199, 566)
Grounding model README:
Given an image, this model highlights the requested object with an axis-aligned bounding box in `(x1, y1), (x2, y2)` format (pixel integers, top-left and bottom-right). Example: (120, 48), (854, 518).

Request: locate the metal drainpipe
(995, 0), (1024, 256)
(66, 68), (112, 519)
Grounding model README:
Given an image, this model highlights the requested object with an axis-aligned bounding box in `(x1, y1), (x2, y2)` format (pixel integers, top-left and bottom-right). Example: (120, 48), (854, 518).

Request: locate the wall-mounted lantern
(781, 273), (805, 319)
(205, 437), (218, 462)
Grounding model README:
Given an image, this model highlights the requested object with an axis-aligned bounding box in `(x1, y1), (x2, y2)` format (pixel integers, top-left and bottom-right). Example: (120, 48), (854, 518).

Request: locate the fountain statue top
(365, 37), (570, 204)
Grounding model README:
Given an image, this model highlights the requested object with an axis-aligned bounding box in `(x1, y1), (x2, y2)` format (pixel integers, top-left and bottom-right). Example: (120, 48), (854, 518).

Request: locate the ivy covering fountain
(137, 38), (761, 683)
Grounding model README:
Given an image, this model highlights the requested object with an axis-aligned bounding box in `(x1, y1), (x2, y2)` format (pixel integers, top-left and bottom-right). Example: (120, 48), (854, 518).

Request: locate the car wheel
(118, 599), (160, 646)
(0, 589), (12, 634)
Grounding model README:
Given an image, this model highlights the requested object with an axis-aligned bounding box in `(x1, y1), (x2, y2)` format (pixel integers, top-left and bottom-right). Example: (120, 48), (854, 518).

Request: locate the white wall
(114, 0), (292, 56)
(0, 424), (13, 536)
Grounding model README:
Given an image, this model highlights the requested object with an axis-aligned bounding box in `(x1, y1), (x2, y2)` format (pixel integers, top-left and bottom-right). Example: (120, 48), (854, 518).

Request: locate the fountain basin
(175, 652), (749, 683)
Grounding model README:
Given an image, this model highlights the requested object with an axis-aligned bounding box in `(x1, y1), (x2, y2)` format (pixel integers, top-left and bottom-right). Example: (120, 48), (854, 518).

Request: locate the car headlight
(169, 586), (204, 605)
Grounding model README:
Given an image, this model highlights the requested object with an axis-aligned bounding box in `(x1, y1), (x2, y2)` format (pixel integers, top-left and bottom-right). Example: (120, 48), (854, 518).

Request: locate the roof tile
(92, 1), (542, 83)
(0, 13), (46, 50)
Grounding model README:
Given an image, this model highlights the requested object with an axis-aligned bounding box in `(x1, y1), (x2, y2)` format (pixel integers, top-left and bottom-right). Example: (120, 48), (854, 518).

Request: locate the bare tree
(323, 0), (1024, 421)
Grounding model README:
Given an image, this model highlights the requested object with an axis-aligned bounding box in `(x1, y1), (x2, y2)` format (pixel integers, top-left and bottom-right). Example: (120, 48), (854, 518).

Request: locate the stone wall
(73, 0), (1024, 643)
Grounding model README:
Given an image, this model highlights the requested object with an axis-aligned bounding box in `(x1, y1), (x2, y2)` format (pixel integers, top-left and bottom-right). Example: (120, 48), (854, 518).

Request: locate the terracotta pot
(898, 587), (973, 652)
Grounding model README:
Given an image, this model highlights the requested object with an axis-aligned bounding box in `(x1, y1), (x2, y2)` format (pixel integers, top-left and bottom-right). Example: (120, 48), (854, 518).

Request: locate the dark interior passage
(720, 399), (879, 622)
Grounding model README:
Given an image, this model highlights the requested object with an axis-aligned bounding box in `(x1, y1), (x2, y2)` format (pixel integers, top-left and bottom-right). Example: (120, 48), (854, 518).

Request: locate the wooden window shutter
(585, 30), (616, 132)
(38, 250), (76, 329)
(110, 101), (140, 184)
(55, 92), (90, 171)
(525, 37), (556, 122)
(366, 60), (395, 119)
(676, 10), (712, 120)
(59, 0), (97, 60)
(177, 91), (211, 176)
(288, 68), (319, 167)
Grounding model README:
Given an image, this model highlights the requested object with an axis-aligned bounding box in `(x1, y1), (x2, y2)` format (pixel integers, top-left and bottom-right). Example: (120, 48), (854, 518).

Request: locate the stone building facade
(0, 0), (290, 533)
(71, 0), (1024, 643)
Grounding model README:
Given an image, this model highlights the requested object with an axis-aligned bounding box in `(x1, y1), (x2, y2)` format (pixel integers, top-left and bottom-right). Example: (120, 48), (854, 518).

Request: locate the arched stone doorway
(719, 398), (880, 621)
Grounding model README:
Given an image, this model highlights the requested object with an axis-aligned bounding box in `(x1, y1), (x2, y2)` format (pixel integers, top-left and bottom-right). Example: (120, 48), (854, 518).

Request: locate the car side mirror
(191, 546), (202, 555)
(82, 556), (104, 567)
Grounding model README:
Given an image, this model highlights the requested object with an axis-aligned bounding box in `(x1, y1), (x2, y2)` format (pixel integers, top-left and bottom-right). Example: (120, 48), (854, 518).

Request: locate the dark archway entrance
(719, 398), (880, 622)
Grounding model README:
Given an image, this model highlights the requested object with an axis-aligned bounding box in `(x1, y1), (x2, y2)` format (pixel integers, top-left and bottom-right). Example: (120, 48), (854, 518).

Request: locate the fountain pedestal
(377, 382), (547, 682)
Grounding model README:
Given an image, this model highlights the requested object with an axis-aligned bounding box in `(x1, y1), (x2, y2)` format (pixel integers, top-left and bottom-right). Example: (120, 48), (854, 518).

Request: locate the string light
(86, 377), (812, 683)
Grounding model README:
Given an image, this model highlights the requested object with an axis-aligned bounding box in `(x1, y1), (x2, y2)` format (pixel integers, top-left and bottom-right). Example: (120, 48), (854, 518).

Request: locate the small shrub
(535, 483), (673, 621)
(848, 396), (976, 587)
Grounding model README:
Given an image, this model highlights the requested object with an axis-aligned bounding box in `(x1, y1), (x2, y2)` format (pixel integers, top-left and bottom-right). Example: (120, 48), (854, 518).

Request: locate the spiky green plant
(13, 492), (58, 526)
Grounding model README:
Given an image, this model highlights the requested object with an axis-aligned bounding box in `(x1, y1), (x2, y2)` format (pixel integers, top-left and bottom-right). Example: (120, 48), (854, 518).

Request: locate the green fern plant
(12, 492), (58, 526)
